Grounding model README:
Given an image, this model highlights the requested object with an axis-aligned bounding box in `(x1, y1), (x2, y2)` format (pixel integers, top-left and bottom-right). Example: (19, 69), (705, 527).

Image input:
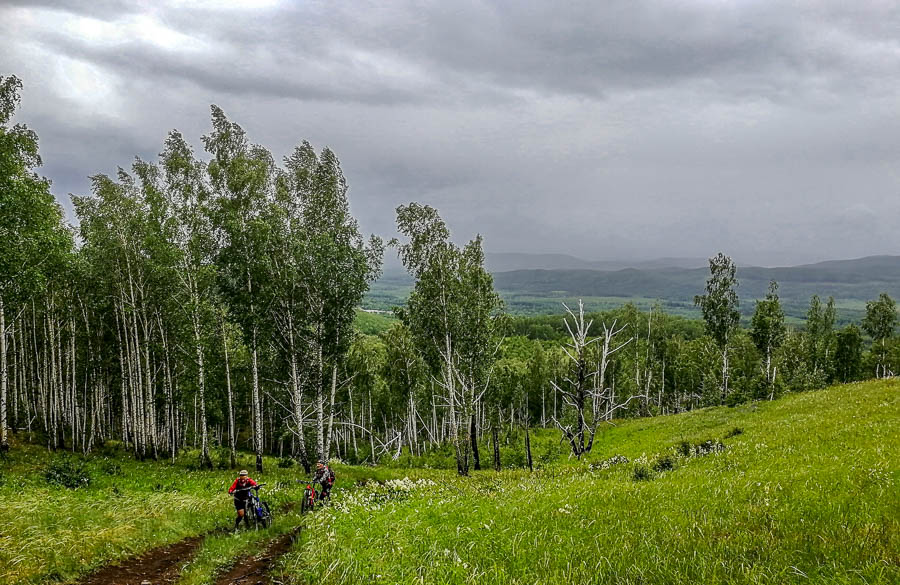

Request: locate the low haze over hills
(372, 254), (900, 322)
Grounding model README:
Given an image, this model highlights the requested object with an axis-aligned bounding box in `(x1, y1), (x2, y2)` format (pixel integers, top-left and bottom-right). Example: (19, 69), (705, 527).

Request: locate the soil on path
(214, 527), (301, 585)
(74, 534), (206, 585)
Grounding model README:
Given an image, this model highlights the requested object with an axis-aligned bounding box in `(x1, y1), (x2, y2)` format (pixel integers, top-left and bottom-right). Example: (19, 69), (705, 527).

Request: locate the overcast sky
(2, 0), (899, 266)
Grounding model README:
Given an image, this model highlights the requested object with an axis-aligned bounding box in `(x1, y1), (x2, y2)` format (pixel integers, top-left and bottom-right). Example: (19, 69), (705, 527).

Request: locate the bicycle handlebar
(231, 483), (266, 493)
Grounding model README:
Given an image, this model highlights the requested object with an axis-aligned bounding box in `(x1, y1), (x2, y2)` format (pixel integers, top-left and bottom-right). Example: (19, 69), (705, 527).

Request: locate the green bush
(98, 440), (124, 457)
(632, 465), (653, 481)
(45, 457), (91, 489)
(652, 455), (675, 472)
(99, 458), (122, 476)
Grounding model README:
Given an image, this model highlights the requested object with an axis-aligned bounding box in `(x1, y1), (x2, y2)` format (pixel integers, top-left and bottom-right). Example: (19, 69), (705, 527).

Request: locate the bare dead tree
(552, 301), (640, 458)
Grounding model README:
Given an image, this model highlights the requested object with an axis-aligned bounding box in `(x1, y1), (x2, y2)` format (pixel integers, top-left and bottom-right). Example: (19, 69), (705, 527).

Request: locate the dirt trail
(214, 527), (302, 585)
(75, 533), (207, 585)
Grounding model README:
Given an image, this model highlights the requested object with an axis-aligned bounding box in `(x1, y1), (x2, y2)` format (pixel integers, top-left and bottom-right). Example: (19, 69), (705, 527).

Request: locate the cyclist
(312, 460), (335, 502)
(228, 470), (258, 529)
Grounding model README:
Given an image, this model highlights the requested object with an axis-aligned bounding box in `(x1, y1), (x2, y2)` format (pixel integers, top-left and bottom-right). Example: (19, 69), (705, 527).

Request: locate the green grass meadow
(285, 380), (899, 584)
(2, 379), (897, 585)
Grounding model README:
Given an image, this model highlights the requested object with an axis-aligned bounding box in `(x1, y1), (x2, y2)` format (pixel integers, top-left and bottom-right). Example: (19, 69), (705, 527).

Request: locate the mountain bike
(300, 480), (317, 514)
(234, 483), (272, 529)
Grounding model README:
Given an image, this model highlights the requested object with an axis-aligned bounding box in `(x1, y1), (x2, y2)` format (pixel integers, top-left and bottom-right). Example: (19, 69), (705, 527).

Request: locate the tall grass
(2, 380), (896, 585)
(0, 449), (307, 585)
(282, 380), (899, 584)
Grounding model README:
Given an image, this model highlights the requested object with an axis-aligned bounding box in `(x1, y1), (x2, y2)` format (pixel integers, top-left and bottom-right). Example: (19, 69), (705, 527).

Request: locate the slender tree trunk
(408, 392), (417, 457)
(217, 315), (236, 468)
(491, 422), (500, 472)
(251, 328), (263, 472)
(470, 413), (481, 471)
(288, 332), (309, 473)
(193, 306), (212, 468)
(349, 386), (358, 459)
(0, 296), (8, 451)
(140, 312), (157, 461)
(48, 310), (59, 449)
(316, 332), (325, 461)
(326, 363), (338, 459)
(524, 422), (533, 472)
(721, 347), (729, 404)
(10, 314), (18, 438)
(368, 388), (376, 463)
(115, 304), (129, 450)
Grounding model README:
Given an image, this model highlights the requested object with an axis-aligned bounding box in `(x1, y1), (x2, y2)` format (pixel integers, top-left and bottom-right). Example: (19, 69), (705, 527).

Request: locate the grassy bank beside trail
(0, 447), (303, 585)
(284, 380), (900, 585)
(0, 440), (438, 585)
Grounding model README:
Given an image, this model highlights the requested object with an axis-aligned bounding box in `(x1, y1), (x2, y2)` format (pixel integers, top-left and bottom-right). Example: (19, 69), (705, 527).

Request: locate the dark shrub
(724, 427), (744, 439)
(277, 456), (296, 468)
(652, 455), (675, 472)
(676, 440), (692, 457)
(99, 458), (122, 476)
(45, 457), (91, 489)
(725, 389), (749, 407)
(98, 440), (124, 457)
(632, 465), (653, 481)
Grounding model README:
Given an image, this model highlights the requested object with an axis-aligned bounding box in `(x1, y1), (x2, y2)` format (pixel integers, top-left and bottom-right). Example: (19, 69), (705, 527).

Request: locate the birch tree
(805, 294), (836, 382)
(297, 147), (383, 461)
(0, 75), (70, 450)
(393, 203), (502, 475)
(862, 293), (897, 378)
(205, 105), (275, 472)
(694, 253), (740, 404)
(157, 131), (218, 468)
(750, 281), (786, 394)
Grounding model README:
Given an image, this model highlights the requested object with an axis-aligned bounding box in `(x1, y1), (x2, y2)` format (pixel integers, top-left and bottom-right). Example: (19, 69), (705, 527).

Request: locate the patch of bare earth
(74, 534), (206, 585)
(214, 528), (301, 585)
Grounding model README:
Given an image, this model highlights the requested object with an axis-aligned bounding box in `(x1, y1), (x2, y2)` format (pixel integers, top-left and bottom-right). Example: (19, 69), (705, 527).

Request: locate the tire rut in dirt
(214, 527), (302, 585)
(74, 533), (209, 585)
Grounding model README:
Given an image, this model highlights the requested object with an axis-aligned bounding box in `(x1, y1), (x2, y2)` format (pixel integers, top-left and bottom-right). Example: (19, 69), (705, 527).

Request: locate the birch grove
(2, 75), (897, 467)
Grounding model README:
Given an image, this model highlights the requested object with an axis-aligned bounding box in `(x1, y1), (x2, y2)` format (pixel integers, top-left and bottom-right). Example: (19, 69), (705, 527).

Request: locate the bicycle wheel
(259, 501), (272, 528)
(301, 487), (313, 514)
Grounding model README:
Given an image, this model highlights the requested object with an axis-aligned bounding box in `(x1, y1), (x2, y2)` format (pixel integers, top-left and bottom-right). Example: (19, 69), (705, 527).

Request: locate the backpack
(327, 467), (335, 486)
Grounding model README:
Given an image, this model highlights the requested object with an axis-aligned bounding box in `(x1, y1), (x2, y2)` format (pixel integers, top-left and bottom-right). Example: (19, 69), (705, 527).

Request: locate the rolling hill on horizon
(368, 254), (900, 322)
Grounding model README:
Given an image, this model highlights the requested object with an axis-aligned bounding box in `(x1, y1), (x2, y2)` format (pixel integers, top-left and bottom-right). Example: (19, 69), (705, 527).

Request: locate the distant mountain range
(371, 254), (900, 321)
(483, 253), (711, 272)
(491, 255), (900, 299)
(381, 252), (712, 273)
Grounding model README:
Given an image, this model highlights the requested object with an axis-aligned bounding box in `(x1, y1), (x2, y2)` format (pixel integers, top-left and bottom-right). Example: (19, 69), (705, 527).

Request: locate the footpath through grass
(283, 380), (900, 585)
(0, 441), (436, 585)
(0, 447), (309, 585)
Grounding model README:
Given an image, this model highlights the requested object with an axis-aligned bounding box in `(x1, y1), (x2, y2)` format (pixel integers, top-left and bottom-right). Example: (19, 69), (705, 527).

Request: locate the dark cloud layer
(2, 0), (899, 266)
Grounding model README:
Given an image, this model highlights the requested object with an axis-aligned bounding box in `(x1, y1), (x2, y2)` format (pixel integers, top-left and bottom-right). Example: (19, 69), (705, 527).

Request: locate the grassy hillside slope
(1, 380), (896, 585)
(286, 380), (899, 584)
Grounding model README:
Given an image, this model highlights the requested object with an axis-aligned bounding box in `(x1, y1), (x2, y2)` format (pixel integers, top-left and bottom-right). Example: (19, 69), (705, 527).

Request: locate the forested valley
(2, 74), (898, 478)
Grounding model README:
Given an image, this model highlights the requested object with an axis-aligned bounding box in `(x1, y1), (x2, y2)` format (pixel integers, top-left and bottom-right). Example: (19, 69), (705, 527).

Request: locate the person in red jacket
(228, 470), (258, 529)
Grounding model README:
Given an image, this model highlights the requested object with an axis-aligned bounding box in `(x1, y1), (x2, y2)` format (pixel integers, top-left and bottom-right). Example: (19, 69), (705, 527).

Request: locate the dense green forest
(2, 73), (899, 481)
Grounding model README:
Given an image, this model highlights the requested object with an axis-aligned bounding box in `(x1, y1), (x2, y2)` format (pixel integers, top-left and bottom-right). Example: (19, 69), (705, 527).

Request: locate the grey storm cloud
(2, 0), (899, 266)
